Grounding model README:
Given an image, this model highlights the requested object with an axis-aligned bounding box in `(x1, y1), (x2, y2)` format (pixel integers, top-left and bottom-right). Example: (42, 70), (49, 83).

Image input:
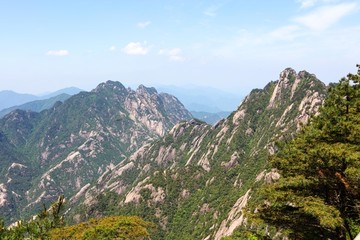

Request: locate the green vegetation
(74, 69), (329, 239)
(0, 80), (192, 224)
(0, 196), (154, 240)
(49, 216), (155, 240)
(240, 65), (360, 239)
(0, 195), (65, 240)
(3, 67), (358, 239)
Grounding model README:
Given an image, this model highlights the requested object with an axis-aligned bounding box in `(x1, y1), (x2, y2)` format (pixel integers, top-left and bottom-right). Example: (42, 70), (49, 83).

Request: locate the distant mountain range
(0, 87), (83, 111)
(191, 111), (231, 125)
(0, 93), (72, 118)
(0, 86), (236, 124)
(156, 85), (243, 112)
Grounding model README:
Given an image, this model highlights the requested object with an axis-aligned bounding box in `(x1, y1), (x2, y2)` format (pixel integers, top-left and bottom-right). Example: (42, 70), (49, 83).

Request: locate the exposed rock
(124, 179), (165, 204)
(214, 189), (251, 240)
(200, 203), (211, 214)
(221, 152), (240, 169)
(181, 189), (190, 199)
(264, 169), (280, 183)
(232, 109), (246, 125)
(0, 184), (8, 207)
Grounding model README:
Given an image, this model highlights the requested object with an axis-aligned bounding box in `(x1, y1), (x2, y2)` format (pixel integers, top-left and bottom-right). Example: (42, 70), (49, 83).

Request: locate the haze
(0, 0), (359, 95)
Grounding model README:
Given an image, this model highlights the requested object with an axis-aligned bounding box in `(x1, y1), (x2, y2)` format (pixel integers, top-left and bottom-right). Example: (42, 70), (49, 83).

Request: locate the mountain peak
(92, 80), (127, 93)
(264, 68), (324, 112)
(136, 84), (158, 95)
(279, 67), (296, 82)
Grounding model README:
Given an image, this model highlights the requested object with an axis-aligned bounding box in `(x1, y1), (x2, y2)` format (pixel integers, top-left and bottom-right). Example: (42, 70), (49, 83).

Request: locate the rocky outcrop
(213, 189), (251, 240)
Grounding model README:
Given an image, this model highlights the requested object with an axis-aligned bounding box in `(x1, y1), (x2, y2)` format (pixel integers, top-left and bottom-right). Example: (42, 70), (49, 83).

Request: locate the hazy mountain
(0, 81), (192, 223)
(40, 87), (83, 99)
(0, 87), (83, 112)
(157, 85), (243, 112)
(0, 91), (39, 110)
(191, 111), (231, 125)
(67, 69), (327, 239)
(0, 93), (71, 118)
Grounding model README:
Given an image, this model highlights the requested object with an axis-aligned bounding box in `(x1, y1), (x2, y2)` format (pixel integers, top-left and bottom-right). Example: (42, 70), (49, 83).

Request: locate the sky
(0, 0), (359, 95)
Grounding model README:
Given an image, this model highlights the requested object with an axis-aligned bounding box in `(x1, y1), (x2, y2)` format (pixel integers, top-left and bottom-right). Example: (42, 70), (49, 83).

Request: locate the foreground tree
(0, 195), (155, 239)
(248, 65), (360, 239)
(0, 195), (65, 239)
(48, 216), (155, 240)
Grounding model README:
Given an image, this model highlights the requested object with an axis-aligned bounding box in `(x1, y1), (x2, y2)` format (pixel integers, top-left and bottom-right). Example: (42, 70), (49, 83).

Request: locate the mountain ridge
(66, 68), (327, 239)
(0, 81), (192, 224)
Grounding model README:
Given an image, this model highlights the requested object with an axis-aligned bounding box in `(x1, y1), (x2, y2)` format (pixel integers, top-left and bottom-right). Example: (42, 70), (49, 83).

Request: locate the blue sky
(0, 0), (359, 95)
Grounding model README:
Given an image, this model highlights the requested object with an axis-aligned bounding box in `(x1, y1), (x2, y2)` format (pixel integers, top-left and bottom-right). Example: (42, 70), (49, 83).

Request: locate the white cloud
(158, 48), (185, 62)
(137, 21), (151, 28)
(122, 42), (149, 55)
(109, 46), (116, 51)
(296, 0), (341, 9)
(46, 49), (69, 56)
(294, 2), (357, 31)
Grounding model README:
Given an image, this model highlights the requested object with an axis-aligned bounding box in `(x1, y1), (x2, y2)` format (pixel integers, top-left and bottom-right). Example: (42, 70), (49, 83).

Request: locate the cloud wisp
(294, 2), (357, 31)
(46, 50), (69, 56)
(203, 5), (222, 17)
(123, 42), (149, 55)
(297, 0), (318, 8)
(137, 21), (151, 29)
(158, 48), (185, 62)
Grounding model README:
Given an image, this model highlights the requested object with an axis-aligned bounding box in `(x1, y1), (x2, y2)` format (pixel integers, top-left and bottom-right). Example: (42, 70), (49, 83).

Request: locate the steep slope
(72, 68), (327, 239)
(0, 130), (31, 222)
(0, 80), (191, 223)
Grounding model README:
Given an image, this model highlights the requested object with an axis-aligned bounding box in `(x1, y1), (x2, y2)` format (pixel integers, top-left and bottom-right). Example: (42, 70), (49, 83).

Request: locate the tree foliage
(0, 195), (155, 240)
(248, 65), (360, 239)
(0, 195), (65, 239)
(48, 216), (155, 240)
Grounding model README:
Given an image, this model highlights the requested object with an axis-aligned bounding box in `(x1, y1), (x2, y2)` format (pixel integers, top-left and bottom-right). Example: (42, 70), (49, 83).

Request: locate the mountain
(156, 85), (243, 112)
(0, 87), (83, 112)
(67, 68), (327, 239)
(0, 80), (192, 224)
(191, 111), (231, 125)
(0, 91), (39, 110)
(40, 87), (83, 99)
(0, 93), (71, 118)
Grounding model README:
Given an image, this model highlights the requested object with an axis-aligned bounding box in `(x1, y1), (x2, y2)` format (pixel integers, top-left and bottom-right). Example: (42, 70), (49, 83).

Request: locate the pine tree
(250, 65), (360, 239)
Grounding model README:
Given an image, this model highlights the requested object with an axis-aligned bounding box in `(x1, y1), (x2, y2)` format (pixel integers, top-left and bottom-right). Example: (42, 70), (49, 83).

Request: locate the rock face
(70, 69), (327, 239)
(0, 80), (192, 223)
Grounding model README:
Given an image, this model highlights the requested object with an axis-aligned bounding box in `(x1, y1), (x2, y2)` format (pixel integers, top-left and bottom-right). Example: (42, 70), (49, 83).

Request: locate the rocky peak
(267, 68), (322, 109)
(92, 80), (127, 94)
(136, 85), (158, 96)
(279, 67), (296, 82)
